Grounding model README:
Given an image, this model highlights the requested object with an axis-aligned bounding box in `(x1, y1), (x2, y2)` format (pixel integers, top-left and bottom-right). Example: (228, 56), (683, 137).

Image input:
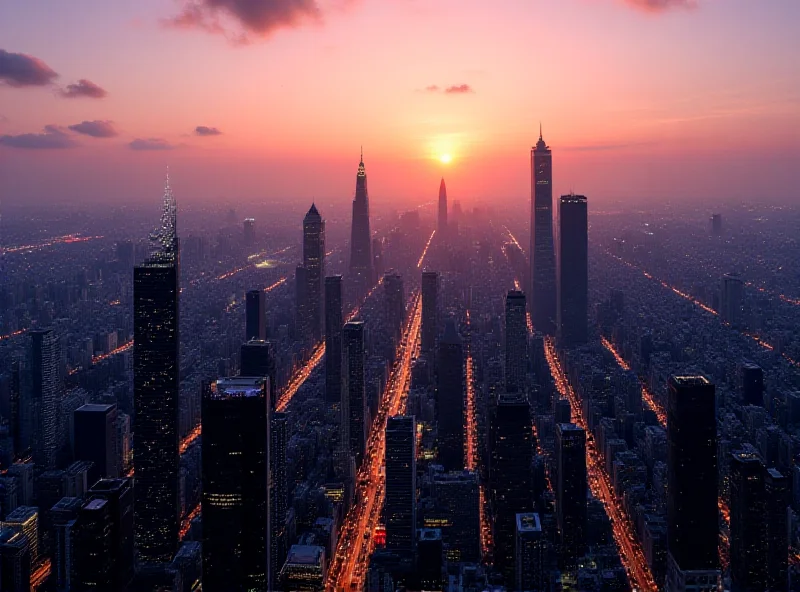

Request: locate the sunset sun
(439, 153), (452, 164)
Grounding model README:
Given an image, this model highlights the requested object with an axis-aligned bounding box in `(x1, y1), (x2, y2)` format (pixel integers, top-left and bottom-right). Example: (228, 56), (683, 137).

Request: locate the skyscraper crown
(149, 168), (177, 262)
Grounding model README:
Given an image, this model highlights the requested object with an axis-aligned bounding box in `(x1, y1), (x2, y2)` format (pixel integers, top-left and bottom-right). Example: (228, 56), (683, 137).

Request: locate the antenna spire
(539, 122), (543, 141)
(360, 145), (363, 163)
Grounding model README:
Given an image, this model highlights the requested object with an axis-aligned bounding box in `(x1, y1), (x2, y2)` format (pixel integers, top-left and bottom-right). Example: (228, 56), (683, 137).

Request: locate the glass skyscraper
(557, 193), (588, 346)
(530, 127), (557, 334)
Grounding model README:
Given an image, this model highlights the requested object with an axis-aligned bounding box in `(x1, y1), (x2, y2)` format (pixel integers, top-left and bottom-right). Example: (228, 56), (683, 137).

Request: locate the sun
(439, 153), (452, 164)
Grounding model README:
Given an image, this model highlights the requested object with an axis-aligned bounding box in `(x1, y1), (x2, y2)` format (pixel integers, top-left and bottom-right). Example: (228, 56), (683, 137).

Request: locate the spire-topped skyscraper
(438, 177), (448, 237)
(349, 149), (372, 301)
(303, 203), (325, 341)
(530, 126), (557, 334)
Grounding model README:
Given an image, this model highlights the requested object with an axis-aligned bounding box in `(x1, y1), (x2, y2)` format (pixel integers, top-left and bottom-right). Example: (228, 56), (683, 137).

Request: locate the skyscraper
(243, 217), (256, 247)
(421, 271), (439, 355)
(343, 321), (367, 466)
(86, 478), (135, 590)
(74, 403), (119, 485)
(241, 339), (277, 409)
(666, 375), (719, 589)
(349, 151), (372, 300)
(438, 178), (448, 237)
(271, 412), (288, 591)
(246, 289), (267, 341)
(295, 264), (309, 343)
(557, 193), (588, 346)
(740, 361), (764, 407)
(505, 290), (527, 393)
(202, 377), (270, 592)
(30, 328), (61, 471)
(385, 416), (416, 564)
(729, 451), (767, 591)
(515, 513), (546, 592)
(133, 172), (180, 564)
(431, 470), (480, 563)
(437, 319), (464, 471)
(764, 468), (789, 591)
(384, 272), (405, 347)
(71, 498), (114, 588)
(555, 423), (587, 568)
(530, 126), (557, 334)
(303, 204), (325, 341)
(721, 272), (744, 327)
(325, 276), (344, 407)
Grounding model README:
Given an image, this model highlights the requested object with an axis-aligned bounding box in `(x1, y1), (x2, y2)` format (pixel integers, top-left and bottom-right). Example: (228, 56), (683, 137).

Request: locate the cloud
(0, 49), (59, 87)
(68, 120), (118, 138)
(60, 79), (108, 99)
(561, 140), (659, 152)
(195, 125), (222, 136)
(0, 125), (76, 149)
(444, 84), (473, 94)
(129, 138), (174, 151)
(623, 0), (698, 12)
(425, 85), (439, 92)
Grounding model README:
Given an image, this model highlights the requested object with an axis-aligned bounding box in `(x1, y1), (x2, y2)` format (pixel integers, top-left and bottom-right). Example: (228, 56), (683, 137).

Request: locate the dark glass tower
(504, 290), (527, 393)
(343, 321), (367, 467)
(666, 375), (719, 584)
(730, 451), (767, 591)
(438, 178), (448, 237)
(421, 271), (439, 355)
(74, 403), (119, 484)
(385, 416), (417, 564)
(436, 320), (464, 471)
(240, 340), (277, 409)
(87, 478), (135, 590)
(270, 412), (288, 591)
(30, 328), (61, 471)
(133, 173), (180, 564)
(384, 272), (405, 347)
(295, 264), (308, 343)
(557, 193), (588, 346)
(530, 126), (556, 334)
(555, 423), (587, 568)
(246, 289), (267, 341)
(740, 361), (764, 407)
(325, 276), (344, 407)
(765, 468), (789, 591)
(72, 498), (114, 588)
(202, 377), (270, 592)
(349, 151), (372, 301)
(303, 204), (325, 341)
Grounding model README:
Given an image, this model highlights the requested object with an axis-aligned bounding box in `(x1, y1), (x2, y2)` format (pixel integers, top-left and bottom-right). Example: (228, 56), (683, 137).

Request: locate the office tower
(72, 498), (114, 588)
(730, 451), (767, 591)
(710, 213), (722, 236)
(557, 193), (588, 346)
(721, 272), (744, 327)
(325, 276), (344, 407)
(1, 506), (38, 564)
(385, 416), (416, 564)
(421, 271), (439, 355)
(246, 289), (267, 341)
(88, 478), (135, 590)
(740, 361), (764, 407)
(516, 513), (546, 592)
(530, 126), (557, 334)
(765, 468), (789, 592)
(555, 423), (587, 567)
(202, 377), (271, 592)
(30, 328), (61, 471)
(490, 392), (532, 584)
(295, 264), (309, 343)
(436, 320), (464, 471)
(303, 204), (325, 341)
(384, 272), (405, 346)
(74, 403), (119, 484)
(431, 470), (480, 563)
(51, 497), (83, 592)
(133, 172), (180, 564)
(417, 529), (443, 590)
(666, 375), (719, 590)
(279, 545), (326, 591)
(0, 525), (30, 592)
(349, 151), (373, 300)
(343, 321), (367, 466)
(241, 339), (277, 409)
(505, 290), (527, 393)
(9, 361), (20, 458)
(372, 237), (384, 279)
(271, 412), (289, 592)
(438, 177), (448, 236)
(243, 217), (256, 246)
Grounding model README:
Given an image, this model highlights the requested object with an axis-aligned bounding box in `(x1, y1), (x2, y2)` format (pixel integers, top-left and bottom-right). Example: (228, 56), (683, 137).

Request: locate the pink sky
(1, 0), (798, 207)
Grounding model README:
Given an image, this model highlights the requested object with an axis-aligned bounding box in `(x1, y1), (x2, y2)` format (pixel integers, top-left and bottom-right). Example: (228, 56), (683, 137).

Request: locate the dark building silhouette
(349, 151), (373, 301)
(711, 213), (722, 236)
(202, 377), (271, 592)
(490, 392), (532, 585)
(303, 204), (325, 341)
(530, 126), (556, 334)
(765, 468), (789, 591)
(50, 497), (83, 591)
(430, 470), (480, 563)
(74, 403), (119, 485)
(557, 193), (588, 346)
(246, 289), (267, 341)
(325, 275), (344, 407)
(240, 339), (277, 409)
(666, 375), (719, 587)
(436, 320), (464, 471)
(343, 321), (367, 467)
(271, 412), (288, 591)
(243, 217), (256, 247)
(0, 525), (30, 592)
(417, 529), (443, 591)
(516, 513), (547, 592)
(730, 451), (767, 592)
(295, 264), (309, 343)
(133, 175), (180, 564)
(9, 361), (21, 458)
(555, 423), (587, 568)
(385, 416), (416, 564)
(505, 290), (527, 393)
(421, 271), (439, 355)
(87, 478), (135, 591)
(72, 498), (114, 589)
(438, 178), (448, 237)
(740, 361), (764, 407)
(30, 328), (61, 471)
(384, 272), (405, 347)
(721, 272), (744, 328)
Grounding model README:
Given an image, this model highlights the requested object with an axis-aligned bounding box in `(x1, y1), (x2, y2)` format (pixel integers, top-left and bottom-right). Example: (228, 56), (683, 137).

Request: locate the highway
(327, 292), (422, 592)
(417, 229), (436, 268)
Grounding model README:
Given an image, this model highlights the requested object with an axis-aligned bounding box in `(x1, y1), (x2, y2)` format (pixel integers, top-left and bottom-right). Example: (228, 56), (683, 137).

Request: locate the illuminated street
(417, 229), (436, 268)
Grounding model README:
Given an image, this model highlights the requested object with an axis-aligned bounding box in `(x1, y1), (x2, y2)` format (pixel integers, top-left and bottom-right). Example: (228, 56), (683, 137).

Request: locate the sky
(1, 0), (799, 209)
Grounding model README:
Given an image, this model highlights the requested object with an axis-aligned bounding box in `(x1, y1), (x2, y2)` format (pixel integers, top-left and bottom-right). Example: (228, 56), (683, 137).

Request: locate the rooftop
(211, 377), (267, 399)
(286, 544), (325, 566)
(516, 512), (543, 533)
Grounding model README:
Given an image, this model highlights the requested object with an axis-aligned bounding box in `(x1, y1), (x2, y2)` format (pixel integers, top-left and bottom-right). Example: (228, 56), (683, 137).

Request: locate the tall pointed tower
(530, 125), (557, 334)
(302, 203), (325, 341)
(349, 150), (372, 300)
(438, 177), (448, 238)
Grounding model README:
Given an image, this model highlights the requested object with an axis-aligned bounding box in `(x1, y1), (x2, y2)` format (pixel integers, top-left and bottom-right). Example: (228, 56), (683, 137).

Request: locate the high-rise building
(385, 416), (416, 564)
(666, 375), (719, 590)
(740, 360), (764, 407)
(246, 289), (267, 341)
(729, 451), (767, 591)
(349, 151), (373, 301)
(417, 529), (443, 591)
(515, 513), (546, 592)
(430, 470), (480, 563)
(30, 328), (61, 471)
(74, 403), (119, 485)
(555, 423), (587, 568)
(490, 392), (532, 585)
(325, 276), (344, 407)
(1, 506), (38, 564)
(0, 525), (31, 592)
(721, 272), (744, 327)
(202, 377), (271, 592)
(764, 468), (789, 591)
(279, 545), (326, 591)
(241, 339), (278, 409)
(50, 497), (83, 592)
(133, 172), (180, 564)
(9, 361), (21, 459)
(437, 320), (464, 471)
(72, 498), (114, 588)
(303, 204), (325, 341)
(271, 412), (288, 591)
(530, 126), (557, 334)
(421, 271), (439, 355)
(87, 478), (135, 590)
(384, 272), (405, 347)
(505, 290), (527, 393)
(438, 178), (448, 237)
(557, 193), (588, 346)
(295, 264), (309, 343)
(343, 321), (367, 466)
(710, 213), (722, 236)
(243, 217), (256, 246)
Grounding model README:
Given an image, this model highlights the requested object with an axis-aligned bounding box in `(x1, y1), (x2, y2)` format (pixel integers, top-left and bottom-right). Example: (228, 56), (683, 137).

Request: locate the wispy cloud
(0, 125), (76, 149)
(425, 85), (439, 93)
(623, 0), (698, 13)
(444, 84), (474, 94)
(68, 120), (118, 138)
(195, 125), (222, 136)
(0, 49), (58, 87)
(60, 79), (108, 99)
(129, 138), (173, 151)
(561, 140), (659, 152)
